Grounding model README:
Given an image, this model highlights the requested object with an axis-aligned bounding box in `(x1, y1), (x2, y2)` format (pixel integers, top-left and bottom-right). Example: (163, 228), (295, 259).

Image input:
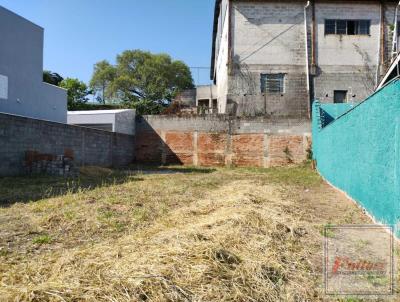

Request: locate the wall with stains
(135, 115), (311, 167)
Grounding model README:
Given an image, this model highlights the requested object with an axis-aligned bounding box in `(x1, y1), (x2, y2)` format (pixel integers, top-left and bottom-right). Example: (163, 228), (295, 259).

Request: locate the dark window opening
(325, 19), (336, 35)
(212, 99), (218, 109)
(347, 21), (356, 35)
(325, 19), (370, 35)
(336, 20), (347, 35)
(261, 74), (285, 93)
(198, 99), (209, 107)
(334, 90), (348, 103)
(359, 20), (370, 35)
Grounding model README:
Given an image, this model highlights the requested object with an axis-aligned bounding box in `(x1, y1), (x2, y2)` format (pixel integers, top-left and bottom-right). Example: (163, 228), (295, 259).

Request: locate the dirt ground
(0, 164), (396, 301)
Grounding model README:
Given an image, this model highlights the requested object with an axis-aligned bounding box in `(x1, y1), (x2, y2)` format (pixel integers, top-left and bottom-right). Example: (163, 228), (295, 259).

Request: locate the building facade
(0, 6), (67, 123)
(67, 109), (136, 135)
(211, 0), (399, 117)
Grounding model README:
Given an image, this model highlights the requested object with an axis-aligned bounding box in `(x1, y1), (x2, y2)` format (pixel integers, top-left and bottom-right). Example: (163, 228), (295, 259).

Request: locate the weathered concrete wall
(115, 110), (136, 135)
(226, 1), (310, 117)
(312, 79), (400, 231)
(135, 115), (311, 167)
(0, 6), (67, 123)
(214, 0), (230, 114)
(212, 0), (397, 116)
(314, 2), (382, 103)
(0, 112), (135, 176)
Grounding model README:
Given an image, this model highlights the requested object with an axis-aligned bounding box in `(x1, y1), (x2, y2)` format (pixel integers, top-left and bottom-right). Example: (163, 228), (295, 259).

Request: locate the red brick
(135, 131), (162, 163)
(197, 133), (226, 166)
(268, 135), (305, 167)
(231, 134), (264, 167)
(165, 132), (194, 165)
(198, 133), (226, 152)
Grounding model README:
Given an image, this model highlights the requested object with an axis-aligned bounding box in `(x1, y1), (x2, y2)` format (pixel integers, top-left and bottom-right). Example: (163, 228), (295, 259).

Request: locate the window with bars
(260, 74), (285, 93)
(325, 19), (371, 35)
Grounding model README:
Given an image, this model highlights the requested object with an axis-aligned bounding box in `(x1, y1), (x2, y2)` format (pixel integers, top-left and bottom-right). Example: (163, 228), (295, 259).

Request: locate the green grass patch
(32, 235), (53, 245)
(229, 162), (322, 187)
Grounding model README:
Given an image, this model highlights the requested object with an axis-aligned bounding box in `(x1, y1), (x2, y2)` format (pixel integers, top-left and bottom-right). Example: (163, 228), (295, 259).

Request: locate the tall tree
(59, 78), (91, 110)
(43, 70), (64, 86)
(89, 60), (116, 104)
(90, 50), (194, 114)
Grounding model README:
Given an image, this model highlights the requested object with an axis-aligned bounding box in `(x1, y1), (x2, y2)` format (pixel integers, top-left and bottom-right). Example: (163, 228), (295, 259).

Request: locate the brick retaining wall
(0, 112), (135, 176)
(135, 115), (311, 167)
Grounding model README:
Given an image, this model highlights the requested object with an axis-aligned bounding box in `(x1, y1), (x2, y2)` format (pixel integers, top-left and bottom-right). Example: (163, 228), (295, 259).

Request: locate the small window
(336, 20), (347, 35)
(334, 90), (347, 103)
(325, 19), (370, 35)
(347, 20), (356, 35)
(359, 20), (371, 35)
(261, 74), (285, 93)
(325, 20), (336, 34)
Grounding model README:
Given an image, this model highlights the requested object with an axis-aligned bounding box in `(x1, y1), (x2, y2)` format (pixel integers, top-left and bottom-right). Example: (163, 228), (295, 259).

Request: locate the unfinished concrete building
(211, 0), (400, 117)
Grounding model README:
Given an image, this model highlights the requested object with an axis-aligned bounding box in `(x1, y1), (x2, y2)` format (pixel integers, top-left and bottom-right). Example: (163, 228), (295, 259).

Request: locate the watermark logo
(324, 225), (394, 296)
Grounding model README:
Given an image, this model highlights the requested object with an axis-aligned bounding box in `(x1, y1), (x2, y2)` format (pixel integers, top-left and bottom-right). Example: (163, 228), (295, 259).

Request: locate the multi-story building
(0, 6), (67, 123)
(210, 0), (399, 117)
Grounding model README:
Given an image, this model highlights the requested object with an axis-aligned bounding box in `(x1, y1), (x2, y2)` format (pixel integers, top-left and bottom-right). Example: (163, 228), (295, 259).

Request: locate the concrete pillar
(263, 132), (270, 168)
(225, 133), (233, 166)
(193, 131), (199, 166)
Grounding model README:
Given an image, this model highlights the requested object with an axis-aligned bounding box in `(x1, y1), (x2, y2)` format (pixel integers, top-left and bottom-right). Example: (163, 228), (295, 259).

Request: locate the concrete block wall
(213, 0), (399, 116)
(229, 2), (310, 117)
(313, 2), (383, 103)
(135, 115), (311, 167)
(312, 79), (400, 231)
(0, 112), (135, 176)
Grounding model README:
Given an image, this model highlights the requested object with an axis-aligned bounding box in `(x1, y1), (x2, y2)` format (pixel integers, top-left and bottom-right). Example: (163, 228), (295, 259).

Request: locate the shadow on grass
(129, 164), (217, 174)
(0, 171), (144, 207)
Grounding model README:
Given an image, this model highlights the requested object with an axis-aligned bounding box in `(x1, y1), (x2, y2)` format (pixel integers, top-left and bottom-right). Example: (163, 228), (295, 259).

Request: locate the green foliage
(69, 103), (122, 111)
(232, 163), (322, 187)
(89, 60), (116, 104)
(90, 50), (194, 115)
(59, 78), (91, 110)
(33, 235), (53, 245)
(43, 70), (63, 86)
(320, 223), (335, 238)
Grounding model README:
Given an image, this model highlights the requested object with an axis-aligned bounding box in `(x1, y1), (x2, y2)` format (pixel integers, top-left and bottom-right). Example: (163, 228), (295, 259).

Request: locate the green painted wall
(312, 79), (400, 232)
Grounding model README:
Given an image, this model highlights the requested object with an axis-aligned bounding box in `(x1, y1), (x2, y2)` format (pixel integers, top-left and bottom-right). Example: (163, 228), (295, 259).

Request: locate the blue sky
(0, 0), (215, 85)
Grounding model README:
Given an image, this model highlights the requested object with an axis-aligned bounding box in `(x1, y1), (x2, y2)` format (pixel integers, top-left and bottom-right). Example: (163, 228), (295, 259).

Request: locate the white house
(0, 6), (67, 123)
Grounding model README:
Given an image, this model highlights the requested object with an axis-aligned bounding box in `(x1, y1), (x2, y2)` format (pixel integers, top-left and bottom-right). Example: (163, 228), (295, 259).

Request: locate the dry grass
(0, 164), (389, 301)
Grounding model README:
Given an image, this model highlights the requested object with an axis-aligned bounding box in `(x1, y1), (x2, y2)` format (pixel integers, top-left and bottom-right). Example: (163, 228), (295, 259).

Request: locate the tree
(59, 78), (91, 110)
(43, 70), (64, 86)
(89, 60), (116, 104)
(90, 50), (194, 115)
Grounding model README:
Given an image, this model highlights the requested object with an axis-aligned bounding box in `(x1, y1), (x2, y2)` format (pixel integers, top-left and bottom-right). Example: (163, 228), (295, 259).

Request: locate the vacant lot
(0, 164), (393, 301)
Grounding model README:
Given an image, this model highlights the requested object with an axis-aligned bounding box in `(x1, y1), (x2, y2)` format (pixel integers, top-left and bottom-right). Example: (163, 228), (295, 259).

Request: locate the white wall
(0, 6), (67, 123)
(214, 0), (229, 113)
(314, 2), (382, 102)
(68, 110), (136, 135)
(316, 2), (380, 67)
